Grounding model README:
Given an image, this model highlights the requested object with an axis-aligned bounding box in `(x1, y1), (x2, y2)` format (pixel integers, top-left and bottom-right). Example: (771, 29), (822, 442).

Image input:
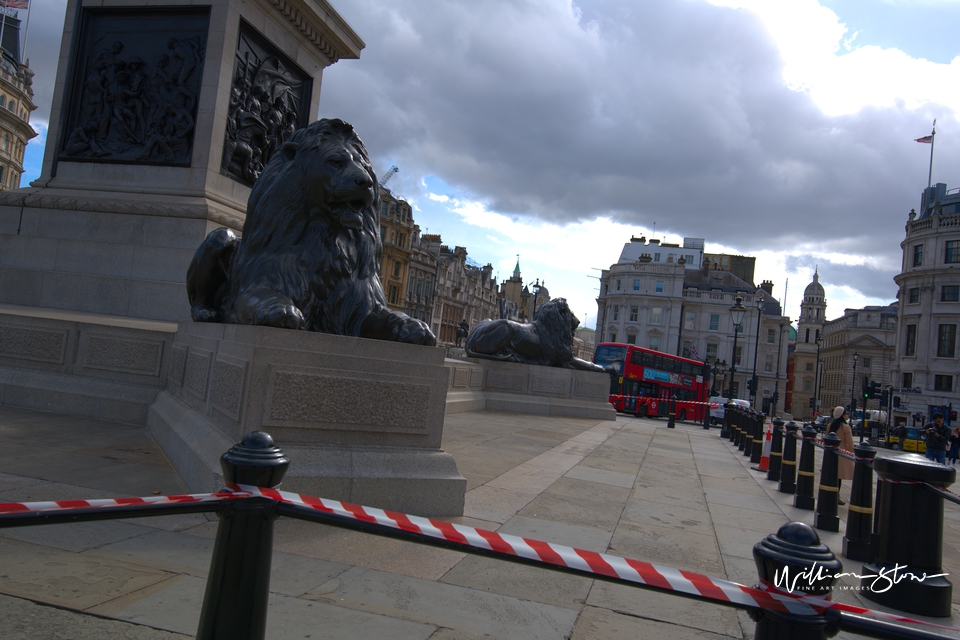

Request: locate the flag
(915, 135), (934, 144)
(689, 344), (700, 361)
(0, 0), (27, 8)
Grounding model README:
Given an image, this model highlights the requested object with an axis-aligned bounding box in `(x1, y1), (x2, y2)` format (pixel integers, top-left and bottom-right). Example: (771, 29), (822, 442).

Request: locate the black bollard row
(814, 432), (841, 532)
(750, 412), (765, 464)
(741, 408), (753, 454)
(778, 422), (799, 495)
(766, 417), (784, 482)
(842, 442), (876, 562)
(794, 425), (817, 510)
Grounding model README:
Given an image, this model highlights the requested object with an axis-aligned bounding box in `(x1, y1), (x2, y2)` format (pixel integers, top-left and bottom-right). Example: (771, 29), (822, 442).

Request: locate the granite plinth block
(149, 322), (465, 516)
(443, 358), (615, 421)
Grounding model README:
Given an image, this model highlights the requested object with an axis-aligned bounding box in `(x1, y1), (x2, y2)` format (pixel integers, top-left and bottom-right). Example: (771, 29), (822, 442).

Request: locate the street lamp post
(726, 295), (747, 402)
(750, 295), (764, 410)
(814, 334), (822, 418)
(531, 279), (542, 319)
(850, 350), (859, 410)
(773, 322), (784, 416)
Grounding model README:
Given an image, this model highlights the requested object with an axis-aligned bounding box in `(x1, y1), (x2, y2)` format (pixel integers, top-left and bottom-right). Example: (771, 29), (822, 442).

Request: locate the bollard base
(752, 609), (836, 640)
(813, 512), (839, 532)
(842, 536), (871, 562)
(794, 495), (815, 510)
(860, 561), (953, 617)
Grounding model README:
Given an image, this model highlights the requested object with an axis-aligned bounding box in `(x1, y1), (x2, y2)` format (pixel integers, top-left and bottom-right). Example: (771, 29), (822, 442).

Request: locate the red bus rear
(593, 342), (710, 421)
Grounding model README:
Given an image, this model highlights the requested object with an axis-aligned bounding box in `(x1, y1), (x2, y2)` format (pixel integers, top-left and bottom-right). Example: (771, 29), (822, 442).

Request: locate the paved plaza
(1, 404), (960, 639)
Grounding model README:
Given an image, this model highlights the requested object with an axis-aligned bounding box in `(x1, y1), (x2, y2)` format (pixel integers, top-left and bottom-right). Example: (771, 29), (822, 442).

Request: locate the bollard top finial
(754, 521), (842, 596)
(221, 430), (290, 488)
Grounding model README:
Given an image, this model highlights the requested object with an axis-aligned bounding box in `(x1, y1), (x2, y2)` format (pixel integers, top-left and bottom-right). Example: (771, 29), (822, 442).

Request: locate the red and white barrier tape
(2, 485), (958, 632)
(0, 490), (249, 515)
(229, 483), (960, 632)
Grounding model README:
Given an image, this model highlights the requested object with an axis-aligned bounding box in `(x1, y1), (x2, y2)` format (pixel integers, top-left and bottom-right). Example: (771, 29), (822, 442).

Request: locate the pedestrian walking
(924, 411), (950, 465)
(827, 406), (854, 505)
(949, 428), (960, 465)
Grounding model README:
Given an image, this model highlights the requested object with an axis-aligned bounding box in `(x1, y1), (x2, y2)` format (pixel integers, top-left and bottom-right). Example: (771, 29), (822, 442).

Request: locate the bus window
(639, 382), (658, 397)
(624, 379), (641, 396)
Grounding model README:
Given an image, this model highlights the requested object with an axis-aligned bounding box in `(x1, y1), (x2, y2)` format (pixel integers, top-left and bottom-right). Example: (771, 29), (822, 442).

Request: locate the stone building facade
(786, 271), (827, 420)
(818, 304), (898, 416)
(596, 236), (790, 410)
(405, 226), (437, 327)
(0, 16), (36, 190)
(378, 188), (415, 311)
(891, 183), (960, 424)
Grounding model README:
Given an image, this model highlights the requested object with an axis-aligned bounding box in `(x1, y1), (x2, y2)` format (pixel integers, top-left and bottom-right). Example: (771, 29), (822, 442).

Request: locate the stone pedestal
(0, 0), (364, 322)
(148, 322), (466, 516)
(444, 357), (616, 421)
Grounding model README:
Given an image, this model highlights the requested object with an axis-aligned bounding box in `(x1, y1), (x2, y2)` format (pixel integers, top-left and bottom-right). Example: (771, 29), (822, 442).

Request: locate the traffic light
(880, 389), (889, 406)
(808, 397), (816, 409)
(894, 396), (901, 408)
(747, 375), (757, 394)
(862, 378), (870, 400)
(869, 381), (881, 399)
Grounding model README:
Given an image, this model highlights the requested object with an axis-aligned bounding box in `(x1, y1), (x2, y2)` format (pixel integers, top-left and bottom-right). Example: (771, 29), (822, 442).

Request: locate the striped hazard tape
(2, 485), (959, 633)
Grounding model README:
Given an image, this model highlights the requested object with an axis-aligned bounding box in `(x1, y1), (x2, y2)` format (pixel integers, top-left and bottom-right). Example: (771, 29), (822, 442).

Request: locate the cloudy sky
(18, 0), (960, 329)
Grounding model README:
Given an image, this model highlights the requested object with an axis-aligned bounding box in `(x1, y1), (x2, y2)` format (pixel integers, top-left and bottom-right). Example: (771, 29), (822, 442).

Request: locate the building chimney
(760, 280), (774, 296)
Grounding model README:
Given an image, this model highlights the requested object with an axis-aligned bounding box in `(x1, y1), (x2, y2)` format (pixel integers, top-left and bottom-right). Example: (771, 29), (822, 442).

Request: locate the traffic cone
(753, 419), (773, 472)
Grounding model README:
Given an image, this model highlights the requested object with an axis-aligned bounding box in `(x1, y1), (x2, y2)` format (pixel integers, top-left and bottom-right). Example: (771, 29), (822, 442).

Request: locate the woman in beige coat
(827, 406), (855, 504)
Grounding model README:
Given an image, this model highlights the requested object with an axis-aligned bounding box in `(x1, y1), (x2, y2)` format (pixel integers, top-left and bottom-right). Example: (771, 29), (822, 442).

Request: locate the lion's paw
(255, 304), (305, 330)
(396, 319), (437, 346)
(191, 305), (219, 323)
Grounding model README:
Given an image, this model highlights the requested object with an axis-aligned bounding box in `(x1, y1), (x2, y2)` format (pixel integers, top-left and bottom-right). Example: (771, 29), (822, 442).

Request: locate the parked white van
(709, 397), (750, 425)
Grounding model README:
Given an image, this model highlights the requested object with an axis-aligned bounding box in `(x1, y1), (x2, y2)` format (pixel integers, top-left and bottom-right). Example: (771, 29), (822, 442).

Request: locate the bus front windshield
(594, 345), (627, 374)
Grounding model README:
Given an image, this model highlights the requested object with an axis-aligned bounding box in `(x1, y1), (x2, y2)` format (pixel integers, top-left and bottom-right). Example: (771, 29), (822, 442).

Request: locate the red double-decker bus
(593, 342), (710, 421)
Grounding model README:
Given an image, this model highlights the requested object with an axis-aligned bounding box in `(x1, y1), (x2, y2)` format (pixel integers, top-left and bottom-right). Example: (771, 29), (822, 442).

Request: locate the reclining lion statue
(465, 298), (604, 371)
(186, 118), (436, 346)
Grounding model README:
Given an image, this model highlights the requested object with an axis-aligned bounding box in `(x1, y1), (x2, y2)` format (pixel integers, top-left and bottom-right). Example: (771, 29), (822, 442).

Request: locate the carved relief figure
(188, 119), (436, 346)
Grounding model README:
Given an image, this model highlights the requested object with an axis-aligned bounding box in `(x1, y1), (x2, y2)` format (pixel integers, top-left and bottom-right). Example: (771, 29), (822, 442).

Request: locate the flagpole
(927, 119), (937, 189)
(21, 2), (32, 62)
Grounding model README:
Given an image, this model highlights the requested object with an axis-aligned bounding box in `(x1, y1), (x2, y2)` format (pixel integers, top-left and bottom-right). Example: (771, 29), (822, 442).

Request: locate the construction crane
(378, 165), (399, 188)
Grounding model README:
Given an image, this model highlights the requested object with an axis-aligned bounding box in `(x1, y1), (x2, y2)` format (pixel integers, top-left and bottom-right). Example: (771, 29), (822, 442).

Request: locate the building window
(649, 335), (660, 351)
(629, 306), (638, 321)
(734, 345), (742, 366)
(654, 253), (661, 262)
(684, 311), (695, 330)
(947, 241), (960, 264)
(682, 340), (692, 358)
(764, 355), (773, 373)
(706, 343), (718, 360)
(651, 307), (662, 324)
(804, 379), (813, 392)
(616, 280), (621, 290)
(913, 244), (923, 266)
(655, 281), (664, 293)
(902, 372), (913, 388)
(1, 134), (7, 151)
(908, 287), (920, 303)
(633, 279), (640, 291)
(393, 261), (401, 277)
(612, 306), (619, 321)
(709, 314), (720, 331)
(388, 285), (399, 305)
(905, 324), (917, 356)
(805, 328), (810, 343)
(805, 362), (813, 371)
(610, 331), (617, 342)
(935, 375), (954, 392)
(938, 324), (957, 358)
(626, 334), (636, 345)
(942, 285), (959, 302)
(766, 328), (775, 344)
(862, 357), (871, 368)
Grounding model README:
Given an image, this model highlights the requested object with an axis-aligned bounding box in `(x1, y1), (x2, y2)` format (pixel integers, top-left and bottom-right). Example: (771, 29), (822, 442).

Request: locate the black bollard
(721, 401), (733, 439)
(751, 522), (842, 640)
(197, 431), (290, 640)
(861, 454), (955, 617)
(744, 410), (757, 458)
(702, 398), (710, 430)
(767, 417), (784, 482)
(730, 405), (743, 448)
(794, 425), (817, 510)
(667, 397), (676, 428)
(814, 432), (841, 532)
(741, 409), (753, 454)
(778, 422), (799, 495)
(842, 442), (876, 562)
(751, 412), (766, 464)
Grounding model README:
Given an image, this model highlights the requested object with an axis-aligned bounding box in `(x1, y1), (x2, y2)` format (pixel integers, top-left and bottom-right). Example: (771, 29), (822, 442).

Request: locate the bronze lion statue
(465, 298), (604, 371)
(186, 118), (436, 345)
